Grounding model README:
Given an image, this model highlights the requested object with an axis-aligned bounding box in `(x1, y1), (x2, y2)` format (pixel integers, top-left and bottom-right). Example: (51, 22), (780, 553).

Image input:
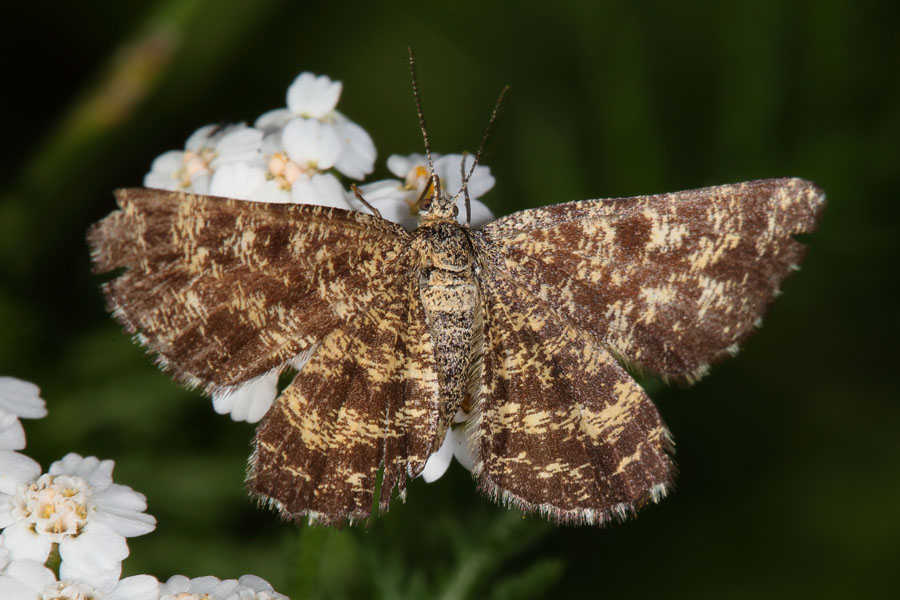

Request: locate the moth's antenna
(459, 154), (472, 226)
(462, 85), (509, 195)
(457, 85), (510, 225)
(350, 184), (382, 219)
(408, 47), (441, 203)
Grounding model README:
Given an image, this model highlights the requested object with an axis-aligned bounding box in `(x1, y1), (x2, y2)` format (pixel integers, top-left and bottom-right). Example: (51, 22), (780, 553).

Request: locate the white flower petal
(237, 574), (275, 592)
(332, 114), (375, 179)
(386, 153), (430, 178)
(49, 454), (113, 490)
(287, 73), (342, 119)
(369, 199), (417, 230)
(0, 505), (16, 529)
(190, 171), (211, 195)
(110, 575), (160, 600)
(356, 179), (404, 203)
(212, 372), (278, 424)
(355, 179), (416, 226)
(451, 426), (476, 472)
(0, 450), (41, 495)
(291, 173), (351, 209)
(213, 578), (240, 596)
(260, 131), (284, 156)
(250, 180), (292, 204)
(91, 482), (148, 513)
(0, 576), (35, 600)
(211, 391), (237, 414)
(92, 504), (156, 538)
(0, 538), (9, 571)
(0, 413), (26, 451)
(434, 154), (495, 200)
(209, 163), (267, 201)
(254, 108), (293, 132)
(59, 521), (128, 579)
(245, 386), (278, 425)
(2, 521), (53, 562)
(282, 119), (341, 169)
(0, 560), (56, 599)
(455, 196), (494, 229)
(461, 167), (495, 202)
(59, 560), (122, 595)
(188, 575), (221, 594)
(0, 377), (47, 419)
(420, 431), (455, 483)
(185, 124), (220, 151)
(210, 127), (264, 169)
(160, 574), (190, 594)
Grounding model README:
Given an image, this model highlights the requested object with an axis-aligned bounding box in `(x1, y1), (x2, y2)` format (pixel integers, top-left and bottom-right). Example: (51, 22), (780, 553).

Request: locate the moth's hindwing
(470, 257), (675, 525)
(248, 261), (444, 524)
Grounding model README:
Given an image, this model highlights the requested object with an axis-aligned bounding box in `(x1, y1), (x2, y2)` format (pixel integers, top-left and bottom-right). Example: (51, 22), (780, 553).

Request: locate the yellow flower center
(20, 474), (91, 539)
(267, 152), (312, 189)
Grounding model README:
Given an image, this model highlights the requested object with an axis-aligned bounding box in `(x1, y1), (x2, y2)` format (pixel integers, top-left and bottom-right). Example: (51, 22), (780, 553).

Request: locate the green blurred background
(1, 1), (898, 598)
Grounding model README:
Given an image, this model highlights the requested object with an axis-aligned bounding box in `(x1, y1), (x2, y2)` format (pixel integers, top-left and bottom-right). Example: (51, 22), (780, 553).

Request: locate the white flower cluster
(0, 377), (290, 600)
(145, 72), (494, 481)
(144, 71), (495, 227)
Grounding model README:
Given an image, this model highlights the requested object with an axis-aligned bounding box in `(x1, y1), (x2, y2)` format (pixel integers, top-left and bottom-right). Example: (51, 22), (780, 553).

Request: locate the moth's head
(417, 173), (461, 225)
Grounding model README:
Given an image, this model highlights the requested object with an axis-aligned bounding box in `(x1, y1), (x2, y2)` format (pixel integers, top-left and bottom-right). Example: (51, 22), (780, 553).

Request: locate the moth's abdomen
(419, 268), (480, 429)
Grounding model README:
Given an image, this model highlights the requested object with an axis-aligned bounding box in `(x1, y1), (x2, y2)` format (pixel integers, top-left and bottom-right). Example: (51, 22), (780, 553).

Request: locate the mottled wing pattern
(479, 178), (824, 382)
(249, 263), (444, 524)
(88, 188), (409, 394)
(469, 255), (674, 525)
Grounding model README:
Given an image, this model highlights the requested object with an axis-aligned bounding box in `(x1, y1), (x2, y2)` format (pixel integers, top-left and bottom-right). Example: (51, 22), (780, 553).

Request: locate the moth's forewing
(477, 178), (824, 382)
(88, 188), (410, 394)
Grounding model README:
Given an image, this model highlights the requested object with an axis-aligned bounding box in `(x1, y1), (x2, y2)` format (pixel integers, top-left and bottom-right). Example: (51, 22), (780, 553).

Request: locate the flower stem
(46, 542), (61, 578)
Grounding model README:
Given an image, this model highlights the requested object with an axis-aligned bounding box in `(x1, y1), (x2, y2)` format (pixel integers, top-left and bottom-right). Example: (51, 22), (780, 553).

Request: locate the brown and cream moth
(88, 174), (823, 526)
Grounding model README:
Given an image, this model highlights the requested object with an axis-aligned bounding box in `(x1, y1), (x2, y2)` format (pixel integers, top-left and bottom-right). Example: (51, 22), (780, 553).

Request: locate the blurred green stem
(289, 525), (331, 600)
(0, 0), (275, 277)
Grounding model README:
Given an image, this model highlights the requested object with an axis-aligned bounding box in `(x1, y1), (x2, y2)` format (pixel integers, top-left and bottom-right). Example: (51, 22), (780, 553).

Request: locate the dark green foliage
(1, 1), (898, 598)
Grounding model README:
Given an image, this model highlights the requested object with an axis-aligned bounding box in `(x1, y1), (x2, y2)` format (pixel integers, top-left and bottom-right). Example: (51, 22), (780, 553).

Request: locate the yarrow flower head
(0, 559), (158, 600)
(0, 454), (156, 585)
(0, 378), (291, 600)
(256, 72), (375, 180)
(144, 124), (264, 195)
(158, 574), (288, 600)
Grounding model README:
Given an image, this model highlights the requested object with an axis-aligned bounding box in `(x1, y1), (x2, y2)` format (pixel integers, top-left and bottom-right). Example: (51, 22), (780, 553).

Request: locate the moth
(88, 73), (824, 527)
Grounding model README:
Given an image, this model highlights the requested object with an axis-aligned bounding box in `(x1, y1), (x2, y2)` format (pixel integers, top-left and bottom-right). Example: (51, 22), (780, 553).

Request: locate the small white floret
(0, 558), (158, 600)
(0, 453), (155, 588)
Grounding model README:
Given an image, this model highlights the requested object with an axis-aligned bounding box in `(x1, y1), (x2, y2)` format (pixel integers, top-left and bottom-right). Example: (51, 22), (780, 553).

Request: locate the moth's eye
(452, 205), (459, 217)
(421, 198), (432, 211)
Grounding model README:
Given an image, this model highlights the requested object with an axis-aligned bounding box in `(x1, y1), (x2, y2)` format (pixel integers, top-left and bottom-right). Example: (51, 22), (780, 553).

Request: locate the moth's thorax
(412, 221), (474, 272)
(413, 222), (480, 437)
